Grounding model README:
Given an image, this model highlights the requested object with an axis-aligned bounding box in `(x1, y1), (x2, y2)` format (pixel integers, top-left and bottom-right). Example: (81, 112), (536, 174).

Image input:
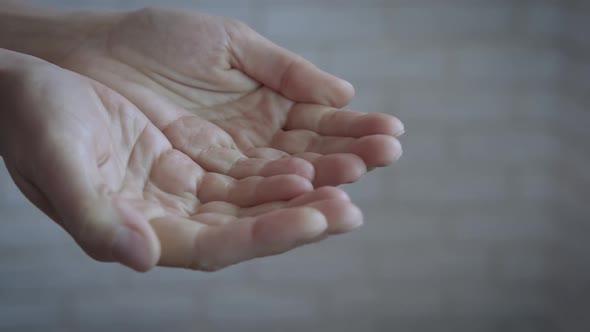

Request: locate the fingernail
(394, 120), (406, 137)
(341, 79), (354, 89)
(113, 226), (154, 272)
(298, 208), (328, 239)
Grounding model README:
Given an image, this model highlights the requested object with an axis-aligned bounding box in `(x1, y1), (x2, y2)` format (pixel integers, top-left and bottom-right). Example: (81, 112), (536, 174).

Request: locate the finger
(295, 152), (366, 187)
(197, 173), (312, 207)
(299, 199), (363, 234)
(196, 201), (240, 216)
(244, 147), (290, 159)
(237, 186), (351, 218)
(273, 131), (403, 168)
(184, 146), (315, 180)
(188, 213), (238, 226)
(152, 207), (328, 271)
(286, 186), (351, 206)
(226, 21), (354, 108)
(244, 148), (369, 187)
(285, 104), (405, 138)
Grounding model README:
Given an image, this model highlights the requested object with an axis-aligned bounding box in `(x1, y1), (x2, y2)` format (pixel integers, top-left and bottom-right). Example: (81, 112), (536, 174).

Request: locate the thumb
(75, 199), (161, 272)
(226, 21), (355, 108)
(34, 146), (161, 272)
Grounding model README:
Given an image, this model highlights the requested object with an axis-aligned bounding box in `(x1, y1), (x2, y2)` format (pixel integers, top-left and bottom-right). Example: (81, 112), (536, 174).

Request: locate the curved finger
(187, 146), (314, 180)
(195, 201), (240, 216)
(226, 21), (354, 108)
(152, 207), (328, 271)
(273, 131), (402, 168)
(243, 147), (291, 159)
(295, 152), (366, 187)
(197, 173), (312, 207)
(237, 186), (350, 218)
(286, 104), (404, 138)
(188, 212), (238, 226)
(299, 199), (363, 234)
(242, 195), (363, 234)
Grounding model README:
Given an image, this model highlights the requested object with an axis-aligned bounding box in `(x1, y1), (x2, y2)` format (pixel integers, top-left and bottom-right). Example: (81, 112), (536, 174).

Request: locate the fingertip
(359, 113), (405, 137)
(329, 78), (356, 108)
(352, 135), (403, 168)
(343, 204), (364, 232)
(295, 207), (330, 239)
(304, 199), (364, 234)
(253, 207), (328, 251)
(112, 226), (157, 272)
(282, 174), (315, 193)
(313, 154), (366, 187)
(113, 203), (160, 272)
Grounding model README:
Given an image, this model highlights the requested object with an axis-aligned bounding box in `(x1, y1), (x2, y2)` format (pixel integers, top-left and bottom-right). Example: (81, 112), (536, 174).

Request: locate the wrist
(0, 7), (121, 65)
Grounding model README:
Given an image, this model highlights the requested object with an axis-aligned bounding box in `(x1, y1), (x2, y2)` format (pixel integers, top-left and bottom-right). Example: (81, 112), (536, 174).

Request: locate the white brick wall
(1, 1), (588, 331)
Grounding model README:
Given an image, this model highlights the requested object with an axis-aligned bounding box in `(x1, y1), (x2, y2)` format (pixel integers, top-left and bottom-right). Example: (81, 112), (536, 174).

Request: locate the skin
(0, 6), (404, 272)
(55, 8), (405, 187)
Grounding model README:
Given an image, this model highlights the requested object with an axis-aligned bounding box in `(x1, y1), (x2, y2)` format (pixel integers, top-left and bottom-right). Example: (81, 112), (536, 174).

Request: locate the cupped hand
(58, 7), (404, 187)
(0, 50), (363, 272)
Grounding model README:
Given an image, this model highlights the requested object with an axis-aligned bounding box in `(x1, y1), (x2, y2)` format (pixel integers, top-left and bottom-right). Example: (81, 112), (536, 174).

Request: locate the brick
(68, 288), (200, 328)
(250, 239), (370, 282)
(121, 259), (253, 289)
(354, 202), (446, 244)
(192, 0), (262, 31)
(449, 131), (561, 170)
(394, 87), (517, 133)
(318, 281), (379, 317)
(449, 204), (557, 245)
(383, 5), (515, 38)
(522, 3), (565, 37)
(0, 302), (62, 330)
(566, 10), (590, 51)
(204, 282), (320, 322)
(0, 251), (129, 290)
(443, 89), (515, 123)
(454, 46), (566, 83)
(388, 168), (509, 203)
(322, 46), (448, 82)
(515, 89), (562, 127)
(372, 281), (444, 317)
(0, 207), (67, 249)
(513, 171), (559, 202)
(0, 163), (31, 208)
(496, 250), (554, 282)
(264, 7), (385, 46)
(341, 169), (389, 202)
(392, 131), (449, 170)
(493, 316), (558, 332)
(208, 319), (375, 332)
(373, 245), (491, 282)
(558, 99), (590, 143)
(442, 281), (551, 316)
(254, 0), (384, 7)
(392, 86), (449, 121)
(345, 80), (391, 114)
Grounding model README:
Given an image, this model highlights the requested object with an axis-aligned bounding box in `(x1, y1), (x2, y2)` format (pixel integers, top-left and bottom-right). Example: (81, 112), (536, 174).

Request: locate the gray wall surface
(1, 0), (588, 331)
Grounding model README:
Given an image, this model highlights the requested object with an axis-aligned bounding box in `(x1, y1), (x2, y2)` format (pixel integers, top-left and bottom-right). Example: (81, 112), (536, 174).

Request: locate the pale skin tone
(0, 5), (404, 272)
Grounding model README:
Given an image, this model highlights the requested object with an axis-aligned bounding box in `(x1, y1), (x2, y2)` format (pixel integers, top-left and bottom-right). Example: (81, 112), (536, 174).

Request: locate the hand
(57, 7), (404, 187)
(0, 50), (363, 272)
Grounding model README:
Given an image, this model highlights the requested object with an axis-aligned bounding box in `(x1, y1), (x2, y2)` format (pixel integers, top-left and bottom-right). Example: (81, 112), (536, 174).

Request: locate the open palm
(59, 7), (404, 187)
(0, 53), (361, 272)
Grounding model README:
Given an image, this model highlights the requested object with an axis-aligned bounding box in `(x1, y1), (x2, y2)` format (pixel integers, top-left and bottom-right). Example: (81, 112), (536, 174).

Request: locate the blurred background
(1, 0), (589, 331)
